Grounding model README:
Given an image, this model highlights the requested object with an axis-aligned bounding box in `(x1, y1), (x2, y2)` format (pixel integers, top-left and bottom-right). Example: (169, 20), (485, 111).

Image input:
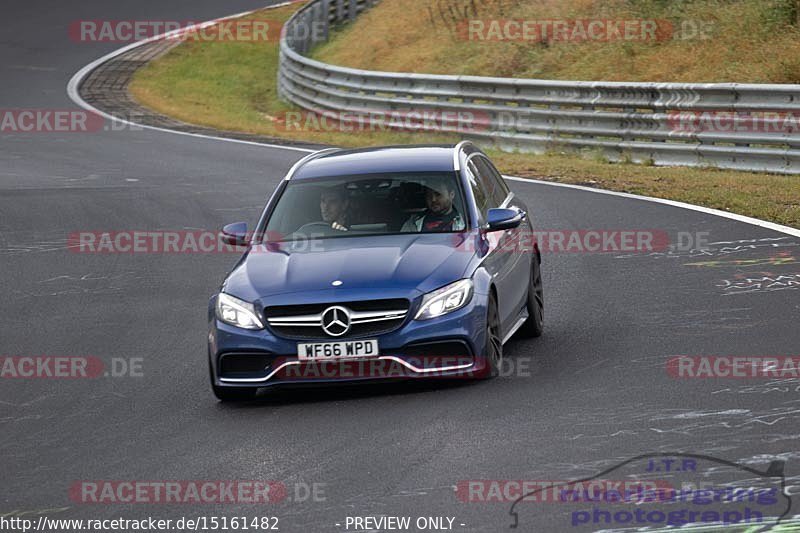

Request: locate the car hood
(223, 232), (477, 303)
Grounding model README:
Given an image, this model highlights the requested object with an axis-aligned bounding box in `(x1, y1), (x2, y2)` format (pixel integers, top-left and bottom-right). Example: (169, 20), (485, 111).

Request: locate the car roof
(290, 145), (465, 180)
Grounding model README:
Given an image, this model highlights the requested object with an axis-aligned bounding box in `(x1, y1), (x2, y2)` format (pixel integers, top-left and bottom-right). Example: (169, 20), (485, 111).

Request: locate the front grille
(263, 298), (410, 340)
(269, 320), (404, 340)
(263, 299), (409, 317)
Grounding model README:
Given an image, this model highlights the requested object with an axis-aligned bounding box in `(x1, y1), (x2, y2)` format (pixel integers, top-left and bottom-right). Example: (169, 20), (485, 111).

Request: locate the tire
(519, 253), (544, 338)
(478, 293), (503, 379)
(209, 360), (258, 401)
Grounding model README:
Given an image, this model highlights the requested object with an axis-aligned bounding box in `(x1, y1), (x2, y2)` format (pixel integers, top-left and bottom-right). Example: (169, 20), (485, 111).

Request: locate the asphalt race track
(2, 1), (800, 531)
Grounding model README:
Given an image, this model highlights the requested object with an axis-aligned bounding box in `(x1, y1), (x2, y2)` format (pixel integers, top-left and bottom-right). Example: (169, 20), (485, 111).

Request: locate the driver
(401, 178), (465, 232)
(320, 186), (350, 231)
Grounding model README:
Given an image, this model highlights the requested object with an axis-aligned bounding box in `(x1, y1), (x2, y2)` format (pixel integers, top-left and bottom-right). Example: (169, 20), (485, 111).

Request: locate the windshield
(263, 172), (469, 241)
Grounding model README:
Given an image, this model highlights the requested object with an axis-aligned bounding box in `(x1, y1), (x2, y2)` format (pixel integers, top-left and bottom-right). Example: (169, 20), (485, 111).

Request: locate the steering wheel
(291, 222), (342, 239)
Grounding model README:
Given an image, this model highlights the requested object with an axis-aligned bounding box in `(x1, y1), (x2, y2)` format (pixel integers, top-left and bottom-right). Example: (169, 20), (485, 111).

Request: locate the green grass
(129, 4), (462, 147)
(495, 150), (800, 227)
(130, 1), (800, 229)
(315, 0), (800, 83)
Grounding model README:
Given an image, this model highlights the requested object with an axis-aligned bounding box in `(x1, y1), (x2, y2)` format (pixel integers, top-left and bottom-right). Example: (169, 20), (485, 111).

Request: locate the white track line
(66, 4), (800, 238)
(504, 176), (800, 238)
(66, 1), (316, 154)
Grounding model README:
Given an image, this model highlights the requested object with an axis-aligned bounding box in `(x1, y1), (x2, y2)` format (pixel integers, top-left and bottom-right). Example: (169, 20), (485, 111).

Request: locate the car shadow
(216, 377), (484, 409)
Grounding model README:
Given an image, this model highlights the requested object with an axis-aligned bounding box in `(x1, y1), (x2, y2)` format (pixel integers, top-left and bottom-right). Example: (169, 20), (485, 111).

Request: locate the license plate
(297, 339), (379, 360)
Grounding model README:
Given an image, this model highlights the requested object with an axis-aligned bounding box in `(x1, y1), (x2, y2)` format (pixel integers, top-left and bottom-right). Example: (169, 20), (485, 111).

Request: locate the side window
(474, 156), (510, 207)
(465, 161), (490, 219)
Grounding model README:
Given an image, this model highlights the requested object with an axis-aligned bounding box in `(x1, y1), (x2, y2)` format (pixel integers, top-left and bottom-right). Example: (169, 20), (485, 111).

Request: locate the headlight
(216, 292), (264, 330)
(415, 279), (473, 320)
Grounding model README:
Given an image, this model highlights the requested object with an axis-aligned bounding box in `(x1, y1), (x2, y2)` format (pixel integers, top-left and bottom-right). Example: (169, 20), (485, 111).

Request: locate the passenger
(401, 178), (465, 232)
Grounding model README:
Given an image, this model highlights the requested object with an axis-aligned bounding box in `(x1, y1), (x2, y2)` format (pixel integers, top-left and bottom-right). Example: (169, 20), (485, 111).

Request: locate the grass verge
(129, 2), (800, 228)
(315, 0), (800, 83)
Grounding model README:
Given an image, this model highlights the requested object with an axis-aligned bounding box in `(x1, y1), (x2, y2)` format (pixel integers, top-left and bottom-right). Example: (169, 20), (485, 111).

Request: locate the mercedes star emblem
(321, 306), (351, 337)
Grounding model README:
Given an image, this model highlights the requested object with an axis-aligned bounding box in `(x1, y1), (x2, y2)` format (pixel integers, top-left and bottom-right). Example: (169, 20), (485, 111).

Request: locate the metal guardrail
(278, 0), (800, 174)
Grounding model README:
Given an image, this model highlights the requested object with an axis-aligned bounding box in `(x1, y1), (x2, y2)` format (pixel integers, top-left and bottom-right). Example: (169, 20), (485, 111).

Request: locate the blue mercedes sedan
(208, 142), (543, 400)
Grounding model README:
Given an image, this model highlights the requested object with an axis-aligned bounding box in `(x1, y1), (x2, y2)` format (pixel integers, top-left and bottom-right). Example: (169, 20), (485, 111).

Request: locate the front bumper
(208, 293), (488, 389)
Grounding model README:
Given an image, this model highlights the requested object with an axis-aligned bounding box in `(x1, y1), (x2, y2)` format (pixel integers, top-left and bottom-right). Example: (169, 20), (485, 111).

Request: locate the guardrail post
(311, 1), (323, 46)
(335, 0), (344, 22)
(335, 0), (344, 23)
(299, 12), (309, 54)
(319, 0), (330, 41)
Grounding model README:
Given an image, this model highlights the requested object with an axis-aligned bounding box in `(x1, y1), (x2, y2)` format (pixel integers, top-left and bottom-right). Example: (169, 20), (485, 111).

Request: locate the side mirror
(486, 208), (525, 232)
(220, 222), (249, 246)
